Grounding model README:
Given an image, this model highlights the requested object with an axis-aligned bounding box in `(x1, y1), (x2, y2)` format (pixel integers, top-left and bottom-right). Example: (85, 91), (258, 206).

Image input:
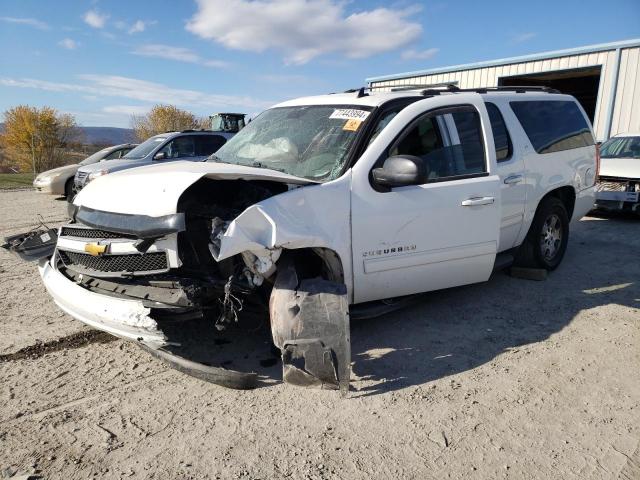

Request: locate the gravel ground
(0, 189), (638, 480)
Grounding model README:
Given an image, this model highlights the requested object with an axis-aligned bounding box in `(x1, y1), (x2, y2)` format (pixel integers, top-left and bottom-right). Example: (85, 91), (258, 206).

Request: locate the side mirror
(154, 152), (167, 160)
(372, 155), (428, 188)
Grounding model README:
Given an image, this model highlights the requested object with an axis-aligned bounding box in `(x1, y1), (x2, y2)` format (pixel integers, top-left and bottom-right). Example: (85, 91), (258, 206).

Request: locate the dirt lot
(0, 189), (639, 480)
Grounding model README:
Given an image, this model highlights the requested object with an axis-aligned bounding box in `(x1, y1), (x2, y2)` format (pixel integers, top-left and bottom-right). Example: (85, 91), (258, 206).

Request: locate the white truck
(5, 86), (597, 393)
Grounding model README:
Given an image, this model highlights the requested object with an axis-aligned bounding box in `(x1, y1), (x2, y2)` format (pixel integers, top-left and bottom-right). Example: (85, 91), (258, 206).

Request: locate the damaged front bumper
(38, 258), (168, 348)
(39, 258), (261, 389)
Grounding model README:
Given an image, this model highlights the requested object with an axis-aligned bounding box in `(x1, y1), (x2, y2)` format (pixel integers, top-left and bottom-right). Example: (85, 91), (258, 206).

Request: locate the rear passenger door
(485, 102), (526, 251)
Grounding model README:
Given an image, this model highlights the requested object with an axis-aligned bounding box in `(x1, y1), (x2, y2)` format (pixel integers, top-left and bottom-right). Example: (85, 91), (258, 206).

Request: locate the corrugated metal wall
(370, 46), (640, 140)
(611, 46), (640, 137)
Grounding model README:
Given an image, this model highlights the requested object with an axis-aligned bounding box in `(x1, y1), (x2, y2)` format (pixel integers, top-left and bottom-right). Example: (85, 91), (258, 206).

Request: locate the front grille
(58, 250), (168, 273)
(74, 171), (88, 188)
(596, 180), (629, 192)
(60, 226), (135, 240)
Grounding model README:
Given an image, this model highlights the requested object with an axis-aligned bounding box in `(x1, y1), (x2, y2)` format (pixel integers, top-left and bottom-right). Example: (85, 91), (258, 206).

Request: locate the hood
(599, 157), (640, 179)
(37, 164), (78, 178)
(74, 160), (315, 216)
(77, 159), (145, 175)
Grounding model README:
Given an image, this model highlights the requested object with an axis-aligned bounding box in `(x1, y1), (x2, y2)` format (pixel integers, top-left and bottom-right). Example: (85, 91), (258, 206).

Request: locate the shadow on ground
(145, 215), (639, 395)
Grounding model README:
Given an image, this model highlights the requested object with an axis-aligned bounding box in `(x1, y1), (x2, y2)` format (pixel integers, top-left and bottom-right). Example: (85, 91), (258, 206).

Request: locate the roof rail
(418, 85), (561, 96)
(368, 82), (459, 92)
(456, 86), (560, 94)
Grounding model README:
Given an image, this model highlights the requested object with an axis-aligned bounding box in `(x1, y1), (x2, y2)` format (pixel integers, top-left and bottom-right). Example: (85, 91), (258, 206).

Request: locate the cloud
(0, 75), (272, 111)
(131, 44), (230, 68)
(0, 16), (49, 30)
(128, 20), (147, 34)
(512, 32), (536, 43)
(186, 0), (422, 64)
(83, 10), (109, 29)
(115, 19), (153, 34)
(401, 47), (439, 61)
(58, 38), (78, 50)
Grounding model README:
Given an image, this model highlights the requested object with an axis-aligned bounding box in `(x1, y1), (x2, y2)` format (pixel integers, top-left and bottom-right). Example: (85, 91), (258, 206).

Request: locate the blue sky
(1, 0), (638, 128)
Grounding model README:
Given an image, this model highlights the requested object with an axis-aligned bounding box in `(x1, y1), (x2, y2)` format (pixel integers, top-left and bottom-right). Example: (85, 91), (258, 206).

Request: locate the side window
(510, 100), (595, 154)
(158, 136), (196, 158)
(119, 148), (133, 158)
(485, 103), (512, 162)
(389, 105), (486, 181)
(104, 149), (123, 160)
(196, 135), (227, 156)
(366, 101), (419, 147)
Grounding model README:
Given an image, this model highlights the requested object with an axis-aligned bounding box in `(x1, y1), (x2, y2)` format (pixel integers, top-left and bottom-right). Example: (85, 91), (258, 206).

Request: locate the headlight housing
(87, 169), (109, 182)
(34, 175), (52, 184)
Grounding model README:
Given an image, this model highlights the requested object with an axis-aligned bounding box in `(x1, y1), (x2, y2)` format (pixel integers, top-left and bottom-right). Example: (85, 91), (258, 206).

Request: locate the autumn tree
(131, 105), (205, 141)
(0, 105), (80, 174)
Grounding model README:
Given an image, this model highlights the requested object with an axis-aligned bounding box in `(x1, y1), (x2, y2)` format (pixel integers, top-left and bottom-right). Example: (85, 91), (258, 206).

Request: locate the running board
(493, 251), (515, 272)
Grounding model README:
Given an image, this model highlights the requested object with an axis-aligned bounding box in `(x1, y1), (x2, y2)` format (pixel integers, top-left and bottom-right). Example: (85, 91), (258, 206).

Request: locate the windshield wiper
(251, 161), (286, 173)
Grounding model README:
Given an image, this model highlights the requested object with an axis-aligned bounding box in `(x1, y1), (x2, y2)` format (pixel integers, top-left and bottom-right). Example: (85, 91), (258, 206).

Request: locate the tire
(515, 197), (569, 271)
(64, 178), (75, 203)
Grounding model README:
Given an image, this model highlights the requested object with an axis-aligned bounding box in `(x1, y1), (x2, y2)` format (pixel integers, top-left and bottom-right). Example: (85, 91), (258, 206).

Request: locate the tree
(131, 105), (204, 141)
(0, 105), (80, 174)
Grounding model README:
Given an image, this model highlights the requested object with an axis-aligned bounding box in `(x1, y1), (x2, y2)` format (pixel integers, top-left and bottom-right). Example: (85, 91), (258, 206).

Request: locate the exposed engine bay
(7, 177), (352, 393)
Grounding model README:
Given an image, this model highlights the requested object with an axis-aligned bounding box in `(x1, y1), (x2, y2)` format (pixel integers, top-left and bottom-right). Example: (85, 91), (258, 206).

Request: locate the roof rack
(419, 85), (560, 96)
(340, 84), (561, 98)
(369, 81), (459, 92)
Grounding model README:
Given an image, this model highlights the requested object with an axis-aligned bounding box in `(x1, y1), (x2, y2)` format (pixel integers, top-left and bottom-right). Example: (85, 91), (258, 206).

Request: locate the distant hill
(79, 127), (136, 145)
(0, 124), (136, 146)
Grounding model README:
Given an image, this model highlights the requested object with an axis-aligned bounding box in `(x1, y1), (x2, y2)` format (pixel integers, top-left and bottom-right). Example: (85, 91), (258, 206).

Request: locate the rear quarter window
(196, 135), (227, 156)
(510, 100), (594, 154)
(485, 103), (512, 162)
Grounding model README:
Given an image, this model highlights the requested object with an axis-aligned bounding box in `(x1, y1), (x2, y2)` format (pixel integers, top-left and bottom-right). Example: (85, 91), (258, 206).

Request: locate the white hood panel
(599, 157), (640, 180)
(73, 161), (313, 216)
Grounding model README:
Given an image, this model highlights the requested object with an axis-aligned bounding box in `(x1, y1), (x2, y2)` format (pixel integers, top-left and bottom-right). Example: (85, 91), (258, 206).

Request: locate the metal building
(366, 39), (640, 141)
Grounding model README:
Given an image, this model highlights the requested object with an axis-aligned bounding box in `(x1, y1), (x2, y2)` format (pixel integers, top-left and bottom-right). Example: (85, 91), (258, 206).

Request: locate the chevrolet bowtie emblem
(84, 243), (107, 256)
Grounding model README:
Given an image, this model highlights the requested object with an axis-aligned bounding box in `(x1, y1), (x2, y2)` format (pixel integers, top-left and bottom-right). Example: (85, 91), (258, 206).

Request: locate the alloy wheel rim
(540, 214), (562, 261)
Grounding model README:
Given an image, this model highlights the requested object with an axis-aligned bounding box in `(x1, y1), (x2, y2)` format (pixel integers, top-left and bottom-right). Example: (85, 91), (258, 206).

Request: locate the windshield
(79, 148), (111, 165)
(600, 136), (640, 159)
(209, 105), (372, 181)
(123, 136), (167, 159)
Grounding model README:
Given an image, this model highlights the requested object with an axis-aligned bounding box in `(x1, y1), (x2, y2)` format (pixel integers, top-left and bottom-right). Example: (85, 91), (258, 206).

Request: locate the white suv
(20, 86), (597, 392)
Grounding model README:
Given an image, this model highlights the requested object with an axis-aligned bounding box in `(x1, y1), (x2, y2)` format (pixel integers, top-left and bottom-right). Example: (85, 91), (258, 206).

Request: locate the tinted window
(390, 105), (486, 181)
(196, 135), (226, 156)
(510, 100), (594, 154)
(485, 103), (512, 162)
(104, 148), (131, 160)
(158, 136), (196, 158)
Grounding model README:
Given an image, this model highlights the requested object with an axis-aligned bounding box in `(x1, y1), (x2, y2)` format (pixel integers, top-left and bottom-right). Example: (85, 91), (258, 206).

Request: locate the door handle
(461, 196), (495, 206)
(504, 174), (523, 185)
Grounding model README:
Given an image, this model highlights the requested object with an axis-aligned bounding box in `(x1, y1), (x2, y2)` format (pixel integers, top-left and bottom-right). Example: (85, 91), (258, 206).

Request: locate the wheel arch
(541, 185), (576, 220)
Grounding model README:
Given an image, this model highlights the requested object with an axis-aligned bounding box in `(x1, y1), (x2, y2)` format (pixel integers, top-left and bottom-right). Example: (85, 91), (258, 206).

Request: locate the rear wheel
(515, 197), (569, 270)
(65, 178), (75, 203)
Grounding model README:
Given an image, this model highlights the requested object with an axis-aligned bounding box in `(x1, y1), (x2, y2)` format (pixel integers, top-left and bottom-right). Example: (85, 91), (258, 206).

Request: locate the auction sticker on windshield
(343, 119), (362, 131)
(330, 109), (370, 121)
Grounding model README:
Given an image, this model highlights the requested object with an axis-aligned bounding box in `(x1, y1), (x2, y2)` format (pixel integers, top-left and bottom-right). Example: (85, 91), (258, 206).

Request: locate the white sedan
(594, 133), (640, 214)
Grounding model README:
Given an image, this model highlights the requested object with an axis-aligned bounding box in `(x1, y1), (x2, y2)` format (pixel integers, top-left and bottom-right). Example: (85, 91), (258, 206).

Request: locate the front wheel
(515, 197), (569, 271)
(65, 178), (75, 203)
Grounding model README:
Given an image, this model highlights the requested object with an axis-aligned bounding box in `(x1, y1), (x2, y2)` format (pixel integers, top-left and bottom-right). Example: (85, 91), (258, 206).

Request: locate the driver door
(351, 98), (501, 303)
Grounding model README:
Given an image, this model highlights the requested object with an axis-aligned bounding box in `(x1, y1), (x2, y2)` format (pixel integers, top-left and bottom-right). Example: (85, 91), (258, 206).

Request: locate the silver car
(75, 131), (233, 192)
